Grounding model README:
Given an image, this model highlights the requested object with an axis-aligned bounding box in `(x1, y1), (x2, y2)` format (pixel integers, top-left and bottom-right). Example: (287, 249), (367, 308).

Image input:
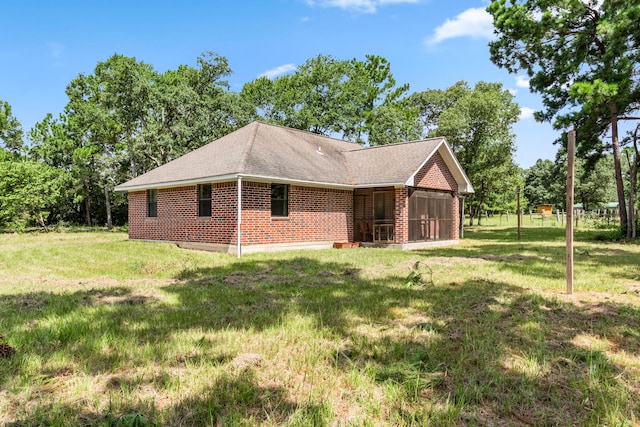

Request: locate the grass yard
(1, 224), (639, 426)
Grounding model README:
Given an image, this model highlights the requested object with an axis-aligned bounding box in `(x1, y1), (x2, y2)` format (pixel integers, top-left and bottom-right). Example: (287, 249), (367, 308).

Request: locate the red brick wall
(414, 151), (458, 191)
(128, 181), (353, 246)
(241, 182), (352, 245)
(128, 183), (238, 244)
(394, 187), (409, 244)
(127, 163), (461, 247)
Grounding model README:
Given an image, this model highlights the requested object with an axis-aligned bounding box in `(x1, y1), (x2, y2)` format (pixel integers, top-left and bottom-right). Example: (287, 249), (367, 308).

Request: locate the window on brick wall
(271, 184), (288, 217)
(147, 189), (158, 217)
(198, 184), (212, 217)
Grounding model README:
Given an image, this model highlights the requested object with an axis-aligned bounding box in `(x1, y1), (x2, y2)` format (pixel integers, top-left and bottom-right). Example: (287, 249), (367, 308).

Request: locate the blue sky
(1, 0), (559, 168)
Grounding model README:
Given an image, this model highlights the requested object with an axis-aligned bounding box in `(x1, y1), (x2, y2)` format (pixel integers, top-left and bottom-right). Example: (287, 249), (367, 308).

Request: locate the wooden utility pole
(517, 186), (521, 241)
(566, 130), (576, 295)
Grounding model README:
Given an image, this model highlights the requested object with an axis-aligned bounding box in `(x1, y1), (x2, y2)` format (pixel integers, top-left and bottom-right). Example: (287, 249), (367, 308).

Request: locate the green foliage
(141, 52), (251, 169)
(0, 100), (24, 154)
(241, 54), (418, 145)
(18, 52), (249, 227)
(524, 159), (560, 209)
(109, 412), (150, 427)
(417, 81), (521, 224)
(404, 260), (434, 288)
(525, 154), (617, 212)
(0, 157), (72, 231)
(487, 0), (640, 235)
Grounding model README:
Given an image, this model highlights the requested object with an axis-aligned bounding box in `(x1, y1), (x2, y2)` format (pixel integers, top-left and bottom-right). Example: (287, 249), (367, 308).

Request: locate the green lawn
(1, 224), (639, 426)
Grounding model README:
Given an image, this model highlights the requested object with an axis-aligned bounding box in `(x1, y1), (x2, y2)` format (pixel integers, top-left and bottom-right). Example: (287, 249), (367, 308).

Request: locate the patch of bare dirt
(473, 253), (553, 262)
(552, 289), (640, 307)
(223, 271), (297, 287)
(420, 256), (487, 266)
(80, 288), (157, 306)
(231, 353), (263, 372)
(0, 343), (16, 358)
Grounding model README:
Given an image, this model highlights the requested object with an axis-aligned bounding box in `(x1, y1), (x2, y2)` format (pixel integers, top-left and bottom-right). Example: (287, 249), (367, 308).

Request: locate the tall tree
(141, 52), (250, 168)
(405, 81), (470, 136)
(57, 52), (246, 226)
(575, 155), (617, 212)
(241, 54), (417, 145)
(487, 0), (640, 235)
(624, 125), (639, 238)
(523, 159), (559, 209)
(420, 81), (521, 225)
(0, 100), (24, 154)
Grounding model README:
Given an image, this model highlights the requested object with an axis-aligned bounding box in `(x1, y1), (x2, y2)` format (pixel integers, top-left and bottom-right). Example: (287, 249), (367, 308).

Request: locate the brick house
(115, 121), (473, 255)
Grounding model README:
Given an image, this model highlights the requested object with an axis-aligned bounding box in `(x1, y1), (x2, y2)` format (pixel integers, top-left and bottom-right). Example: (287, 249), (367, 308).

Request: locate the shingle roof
(115, 121), (473, 193)
(344, 139), (443, 186)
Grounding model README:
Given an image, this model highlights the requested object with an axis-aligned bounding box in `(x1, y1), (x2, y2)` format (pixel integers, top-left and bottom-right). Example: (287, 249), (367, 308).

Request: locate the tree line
(0, 52), (522, 231)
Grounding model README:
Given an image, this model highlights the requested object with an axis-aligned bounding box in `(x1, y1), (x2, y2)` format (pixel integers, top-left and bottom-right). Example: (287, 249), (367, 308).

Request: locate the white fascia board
(438, 143), (474, 193)
(458, 183), (475, 194)
(353, 182), (405, 189)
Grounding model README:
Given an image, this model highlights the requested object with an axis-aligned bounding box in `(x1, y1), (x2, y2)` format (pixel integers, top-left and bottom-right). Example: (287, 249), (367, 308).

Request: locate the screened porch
(354, 189), (396, 243)
(407, 188), (454, 242)
(353, 187), (456, 244)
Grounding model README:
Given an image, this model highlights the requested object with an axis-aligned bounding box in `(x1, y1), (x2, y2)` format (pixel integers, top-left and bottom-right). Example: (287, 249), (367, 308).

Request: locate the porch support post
(237, 176), (242, 258)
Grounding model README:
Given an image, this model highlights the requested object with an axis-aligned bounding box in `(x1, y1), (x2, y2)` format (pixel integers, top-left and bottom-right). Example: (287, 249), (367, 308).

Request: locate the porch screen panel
(408, 189), (454, 242)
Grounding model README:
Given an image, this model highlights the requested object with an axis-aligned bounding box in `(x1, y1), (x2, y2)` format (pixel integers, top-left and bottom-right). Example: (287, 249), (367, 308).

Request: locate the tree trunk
(609, 103), (628, 234)
(84, 197), (92, 226)
(476, 196), (485, 226)
(38, 212), (48, 232)
(127, 134), (138, 178)
(104, 184), (113, 231)
(628, 125), (639, 239)
(629, 168), (637, 239)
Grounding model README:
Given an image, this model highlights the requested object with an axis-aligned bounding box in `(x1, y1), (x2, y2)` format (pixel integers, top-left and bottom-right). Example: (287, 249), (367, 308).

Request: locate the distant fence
(485, 208), (639, 227)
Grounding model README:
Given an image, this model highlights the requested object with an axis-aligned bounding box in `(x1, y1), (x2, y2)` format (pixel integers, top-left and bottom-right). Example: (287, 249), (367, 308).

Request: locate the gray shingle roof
(115, 121), (473, 193)
(344, 139), (443, 186)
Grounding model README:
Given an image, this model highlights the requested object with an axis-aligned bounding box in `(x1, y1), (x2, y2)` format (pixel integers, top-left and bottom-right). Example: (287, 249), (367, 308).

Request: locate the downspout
(237, 176), (242, 258)
(459, 195), (466, 239)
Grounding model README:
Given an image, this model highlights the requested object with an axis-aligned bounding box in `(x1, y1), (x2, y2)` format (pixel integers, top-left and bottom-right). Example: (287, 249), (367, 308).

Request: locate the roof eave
(458, 183), (475, 194)
(114, 174), (239, 192)
(353, 182), (406, 189)
(114, 173), (355, 192)
(239, 174), (353, 189)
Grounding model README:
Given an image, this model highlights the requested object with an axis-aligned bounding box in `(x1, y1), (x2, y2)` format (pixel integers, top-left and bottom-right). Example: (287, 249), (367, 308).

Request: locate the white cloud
(516, 75), (530, 89)
(306, 0), (418, 14)
(47, 41), (64, 58)
(259, 64), (297, 79)
(301, 16), (310, 22)
(427, 8), (494, 45)
(519, 107), (536, 120)
(508, 88), (518, 96)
